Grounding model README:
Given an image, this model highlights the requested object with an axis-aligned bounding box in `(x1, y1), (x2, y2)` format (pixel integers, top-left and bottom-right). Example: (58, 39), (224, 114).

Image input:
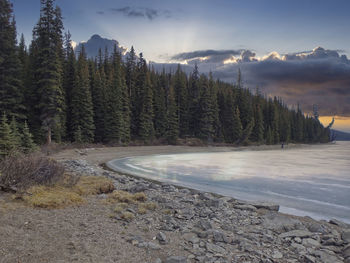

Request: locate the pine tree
(174, 64), (189, 137)
(63, 31), (76, 140)
(21, 121), (36, 153)
(0, 0), (26, 121)
(209, 73), (221, 141)
(32, 0), (65, 144)
(166, 85), (179, 144)
(188, 64), (201, 136)
(198, 75), (214, 142)
(9, 116), (21, 149)
(153, 70), (167, 138)
(70, 46), (95, 143)
(232, 107), (243, 143)
(104, 47), (123, 143)
(266, 126), (273, 145)
(91, 68), (106, 142)
(0, 113), (13, 157)
(251, 103), (264, 143)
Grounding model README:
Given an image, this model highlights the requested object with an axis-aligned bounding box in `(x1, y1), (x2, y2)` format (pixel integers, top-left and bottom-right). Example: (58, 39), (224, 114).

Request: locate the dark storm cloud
(171, 49), (243, 61)
(109, 7), (171, 20)
(168, 47), (350, 116)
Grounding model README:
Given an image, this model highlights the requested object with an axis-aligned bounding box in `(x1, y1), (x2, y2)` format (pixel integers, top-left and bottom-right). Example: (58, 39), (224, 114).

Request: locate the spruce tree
(21, 121), (36, 153)
(166, 85), (179, 144)
(91, 68), (106, 142)
(153, 70), (167, 138)
(32, 0), (65, 144)
(174, 64), (189, 137)
(0, 0), (26, 121)
(0, 113), (13, 157)
(198, 75), (214, 142)
(70, 46), (95, 143)
(232, 107), (243, 143)
(9, 116), (21, 149)
(104, 47), (123, 143)
(251, 103), (264, 143)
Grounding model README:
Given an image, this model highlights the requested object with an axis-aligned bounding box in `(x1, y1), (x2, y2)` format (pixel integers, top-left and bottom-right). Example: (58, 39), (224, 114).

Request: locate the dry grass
(107, 190), (147, 204)
(114, 203), (128, 213)
(120, 211), (134, 221)
(21, 176), (114, 209)
(74, 176), (115, 195)
(23, 185), (84, 208)
(138, 202), (157, 211)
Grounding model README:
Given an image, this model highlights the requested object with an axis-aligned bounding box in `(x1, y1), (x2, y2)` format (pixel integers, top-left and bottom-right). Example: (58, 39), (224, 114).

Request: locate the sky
(11, 0), (350, 132)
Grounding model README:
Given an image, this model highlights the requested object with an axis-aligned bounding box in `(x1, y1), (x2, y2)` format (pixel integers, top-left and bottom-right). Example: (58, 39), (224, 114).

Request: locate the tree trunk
(47, 127), (52, 145)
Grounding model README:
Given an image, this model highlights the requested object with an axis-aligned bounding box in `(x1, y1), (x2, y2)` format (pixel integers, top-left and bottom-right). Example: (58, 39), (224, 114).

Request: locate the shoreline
(1, 144), (348, 262)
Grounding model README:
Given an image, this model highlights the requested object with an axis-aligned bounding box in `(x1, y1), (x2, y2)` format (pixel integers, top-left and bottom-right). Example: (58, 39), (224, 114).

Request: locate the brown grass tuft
(74, 176), (115, 195)
(107, 190), (147, 204)
(120, 211), (134, 221)
(24, 185), (84, 208)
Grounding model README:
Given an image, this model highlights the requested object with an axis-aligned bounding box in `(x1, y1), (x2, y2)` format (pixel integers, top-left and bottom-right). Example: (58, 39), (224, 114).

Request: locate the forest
(0, 0), (330, 157)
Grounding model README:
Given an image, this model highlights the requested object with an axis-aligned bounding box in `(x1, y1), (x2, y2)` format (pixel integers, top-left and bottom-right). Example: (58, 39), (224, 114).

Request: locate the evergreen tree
(70, 46), (95, 142)
(91, 68), (106, 142)
(153, 70), (167, 138)
(9, 116), (21, 149)
(174, 64), (189, 137)
(166, 85), (179, 144)
(198, 75), (214, 142)
(188, 64), (201, 136)
(251, 103), (264, 143)
(0, 113), (13, 157)
(104, 47), (123, 143)
(21, 121), (36, 153)
(209, 73), (221, 141)
(0, 0), (26, 121)
(32, 0), (65, 144)
(232, 107), (243, 143)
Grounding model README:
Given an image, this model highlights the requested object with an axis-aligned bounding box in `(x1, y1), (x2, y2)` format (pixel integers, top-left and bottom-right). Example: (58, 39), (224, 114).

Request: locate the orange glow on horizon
(319, 116), (350, 133)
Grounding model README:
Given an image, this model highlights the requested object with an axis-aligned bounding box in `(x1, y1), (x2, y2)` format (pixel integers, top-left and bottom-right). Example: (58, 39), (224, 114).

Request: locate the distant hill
(75, 34), (127, 59)
(331, 129), (350, 141)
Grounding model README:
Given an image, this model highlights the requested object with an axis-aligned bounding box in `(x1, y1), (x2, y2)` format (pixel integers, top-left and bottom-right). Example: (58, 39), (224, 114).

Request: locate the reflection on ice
(108, 142), (350, 223)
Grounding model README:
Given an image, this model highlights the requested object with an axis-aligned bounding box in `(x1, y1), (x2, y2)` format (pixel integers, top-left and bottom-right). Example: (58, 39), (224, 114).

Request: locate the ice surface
(109, 141), (350, 223)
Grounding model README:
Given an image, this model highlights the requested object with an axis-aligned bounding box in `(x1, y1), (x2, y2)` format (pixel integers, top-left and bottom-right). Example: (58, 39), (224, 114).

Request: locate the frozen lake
(107, 141), (350, 223)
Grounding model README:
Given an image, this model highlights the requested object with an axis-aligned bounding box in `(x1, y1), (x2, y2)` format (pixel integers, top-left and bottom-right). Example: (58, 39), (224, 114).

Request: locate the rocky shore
(62, 158), (350, 263)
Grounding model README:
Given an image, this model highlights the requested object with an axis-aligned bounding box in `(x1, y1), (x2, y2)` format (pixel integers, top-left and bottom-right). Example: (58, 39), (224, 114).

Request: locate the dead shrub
(0, 153), (65, 191)
(74, 176), (115, 195)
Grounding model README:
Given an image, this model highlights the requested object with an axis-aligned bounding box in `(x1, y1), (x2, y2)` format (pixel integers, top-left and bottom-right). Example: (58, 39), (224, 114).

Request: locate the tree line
(0, 0), (330, 156)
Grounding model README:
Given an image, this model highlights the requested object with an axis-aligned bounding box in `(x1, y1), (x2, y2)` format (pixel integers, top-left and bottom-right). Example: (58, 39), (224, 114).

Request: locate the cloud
(109, 6), (171, 20)
(168, 47), (350, 116)
(171, 49), (242, 61)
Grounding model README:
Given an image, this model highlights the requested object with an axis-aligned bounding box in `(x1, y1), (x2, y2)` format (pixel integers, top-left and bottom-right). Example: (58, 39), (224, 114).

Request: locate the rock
(272, 250), (283, 259)
(279, 230), (313, 238)
(330, 219), (350, 229)
(262, 213), (304, 233)
(303, 255), (316, 263)
(154, 259), (162, 263)
(213, 231), (229, 243)
(147, 242), (161, 250)
(196, 220), (212, 231)
(129, 183), (149, 193)
(156, 232), (167, 244)
(250, 201), (279, 211)
(165, 256), (188, 263)
(302, 238), (320, 247)
(342, 230), (350, 243)
(235, 204), (257, 212)
(206, 242), (226, 254)
(343, 246), (350, 258)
